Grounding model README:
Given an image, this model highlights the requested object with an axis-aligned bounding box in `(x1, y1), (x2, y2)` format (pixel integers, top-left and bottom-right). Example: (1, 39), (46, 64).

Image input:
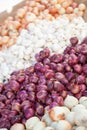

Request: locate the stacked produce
(25, 95), (87, 130)
(0, 36), (87, 129)
(1, 16), (87, 83)
(0, 0), (87, 130)
(0, 0), (86, 48)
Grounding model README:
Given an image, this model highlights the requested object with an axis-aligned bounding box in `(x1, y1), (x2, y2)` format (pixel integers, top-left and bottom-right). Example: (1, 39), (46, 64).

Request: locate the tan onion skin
(0, 0), (86, 49)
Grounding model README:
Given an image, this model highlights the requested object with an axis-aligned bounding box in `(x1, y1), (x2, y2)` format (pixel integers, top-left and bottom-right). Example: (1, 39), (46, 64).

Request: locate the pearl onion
(66, 7), (73, 14)
(59, 7), (66, 15)
(78, 3), (86, 11)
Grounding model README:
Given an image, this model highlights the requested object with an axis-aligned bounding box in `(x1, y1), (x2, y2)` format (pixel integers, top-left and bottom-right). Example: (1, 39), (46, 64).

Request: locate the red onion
(80, 44), (87, 55)
(36, 90), (48, 103)
(78, 54), (86, 64)
(24, 108), (35, 119)
(73, 64), (82, 74)
(68, 53), (78, 65)
(53, 81), (64, 92)
(36, 104), (44, 116)
(56, 63), (64, 72)
(25, 83), (35, 92)
(50, 54), (64, 63)
(0, 102), (5, 109)
(10, 80), (20, 91)
(71, 84), (80, 94)
(70, 37), (78, 46)
(17, 90), (28, 101)
(83, 64), (87, 75)
(65, 72), (75, 81)
(45, 69), (54, 79)
(37, 84), (48, 91)
(76, 75), (85, 84)
(12, 101), (21, 112)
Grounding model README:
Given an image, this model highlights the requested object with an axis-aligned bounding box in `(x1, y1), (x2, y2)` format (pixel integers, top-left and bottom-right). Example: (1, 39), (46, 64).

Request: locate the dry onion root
(0, 0), (86, 49)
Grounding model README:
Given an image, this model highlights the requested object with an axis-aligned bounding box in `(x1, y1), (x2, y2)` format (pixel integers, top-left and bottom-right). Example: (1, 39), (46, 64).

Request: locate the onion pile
(0, 0), (86, 49)
(1, 36), (87, 128)
(25, 95), (87, 130)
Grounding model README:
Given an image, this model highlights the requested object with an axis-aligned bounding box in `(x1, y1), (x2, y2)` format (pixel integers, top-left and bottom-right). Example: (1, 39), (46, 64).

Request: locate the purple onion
(11, 114), (22, 124)
(21, 100), (32, 110)
(0, 118), (11, 129)
(0, 94), (7, 102)
(82, 91), (87, 96)
(61, 90), (67, 98)
(36, 104), (44, 116)
(8, 110), (17, 120)
(45, 69), (54, 79)
(70, 37), (78, 46)
(37, 85), (48, 91)
(0, 102), (5, 109)
(18, 90), (28, 101)
(34, 62), (43, 71)
(50, 62), (57, 70)
(83, 64), (87, 75)
(50, 54), (63, 63)
(80, 44), (87, 55)
(78, 54), (86, 64)
(28, 92), (35, 102)
(25, 83), (35, 92)
(43, 58), (50, 65)
(39, 47), (50, 59)
(29, 74), (38, 83)
(64, 63), (72, 72)
(49, 102), (58, 109)
(55, 96), (64, 106)
(17, 75), (25, 83)
(71, 84), (80, 94)
(24, 108), (35, 119)
(10, 80), (20, 91)
(75, 92), (82, 99)
(6, 91), (14, 99)
(73, 64), (82, 74)
(68, 53), (78, 65)
(55, 72), (65, 81)
(47, 79), (54, 91)
(81, 36), (87, 44)
(38, 76), (46, 85)
(0, 83), (4, 92)
(64, 46), (72, 54)
(46, 96), (52, 105)
(12, 101), (21, 112)
(53, 81), (64, 92)
(56, 63), (64, 72)
(65, 72), (75, 81)
(36, 90), (47, 103)
(80, 84), (86, 92)
(76, 75), (85, 84)
(25, 66), (34, 75)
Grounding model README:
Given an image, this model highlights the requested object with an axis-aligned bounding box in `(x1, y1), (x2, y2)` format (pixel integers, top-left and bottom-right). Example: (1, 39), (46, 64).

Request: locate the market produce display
(0, 0), (87, 130)
(0, 0), (86, 49)
(25, 95), (87, 130)
(0, 36), (87, 129)
(0, 16), (87, 83)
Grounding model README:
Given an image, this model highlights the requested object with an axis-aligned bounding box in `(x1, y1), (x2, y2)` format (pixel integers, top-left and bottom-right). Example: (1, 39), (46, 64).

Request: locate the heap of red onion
(0, 36), (87, 128)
